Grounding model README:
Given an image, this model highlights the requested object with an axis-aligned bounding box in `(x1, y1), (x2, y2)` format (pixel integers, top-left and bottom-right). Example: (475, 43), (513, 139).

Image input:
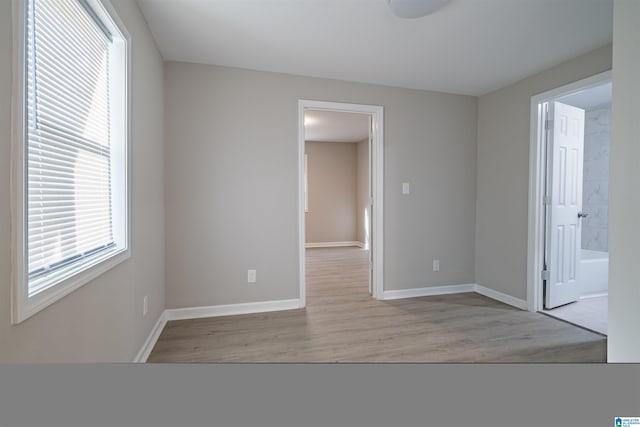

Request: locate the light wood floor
(148, 247), (606, 363)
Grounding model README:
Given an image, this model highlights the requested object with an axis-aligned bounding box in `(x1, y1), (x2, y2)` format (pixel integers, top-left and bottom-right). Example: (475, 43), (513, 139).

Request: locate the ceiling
(136, 0), (613, 96)
(304, 111), (370, 142)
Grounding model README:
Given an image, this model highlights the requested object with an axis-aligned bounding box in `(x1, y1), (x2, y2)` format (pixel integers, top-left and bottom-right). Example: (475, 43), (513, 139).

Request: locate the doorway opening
(527, 71), (611, 335)
(298, 100), (384, 307)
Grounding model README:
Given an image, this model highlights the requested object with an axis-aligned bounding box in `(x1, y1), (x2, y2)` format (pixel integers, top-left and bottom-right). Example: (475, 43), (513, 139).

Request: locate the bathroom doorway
(527, 71), (611, 335)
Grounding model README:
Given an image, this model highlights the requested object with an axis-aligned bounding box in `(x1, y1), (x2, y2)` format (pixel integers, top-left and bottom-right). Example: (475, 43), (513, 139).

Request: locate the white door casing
(368, 115), (373, 296)
(545, 101), (585, 309)
(298, 100), (384, 305)
(527, 70), (611, 313)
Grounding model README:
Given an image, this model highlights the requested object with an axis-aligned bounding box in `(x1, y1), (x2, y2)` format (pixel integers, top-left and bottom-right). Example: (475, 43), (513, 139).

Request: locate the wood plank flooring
(147, 247), (606, 363)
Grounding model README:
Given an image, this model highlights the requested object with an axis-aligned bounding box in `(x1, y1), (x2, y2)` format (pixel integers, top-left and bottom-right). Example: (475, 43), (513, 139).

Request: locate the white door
(545, 101), (585, 309)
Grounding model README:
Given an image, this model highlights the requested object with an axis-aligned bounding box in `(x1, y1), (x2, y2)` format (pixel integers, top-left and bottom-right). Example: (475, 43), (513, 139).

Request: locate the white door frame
(526, 70), (611, 312)
(298, 100), (384, 307)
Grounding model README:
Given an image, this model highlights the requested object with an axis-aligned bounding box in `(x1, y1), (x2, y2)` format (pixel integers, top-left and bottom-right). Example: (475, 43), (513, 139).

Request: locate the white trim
(133, 311), (167, 363)
(580, 292), (608, 300)
(474, 285), (528, 310)
(133, 299), (301, 362)
(298, 103), (306, 308)
(381, 283), (527, 310)
(16, 251), (130, 323)
(133, 282), (530, 362)
(372, 104), (385, 300)
(382, 284), (475, 300)
(298, 100), (384, 303)
(527, 70), (612, 313)
(164, 299), (302, 321)
(304, 154), (308, 213)
(305, 241), (364, 249)
(10, 0), (27, 325)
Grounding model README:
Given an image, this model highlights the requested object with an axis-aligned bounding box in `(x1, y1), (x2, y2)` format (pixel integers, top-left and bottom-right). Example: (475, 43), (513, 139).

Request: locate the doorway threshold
(540, 296), (608, 336)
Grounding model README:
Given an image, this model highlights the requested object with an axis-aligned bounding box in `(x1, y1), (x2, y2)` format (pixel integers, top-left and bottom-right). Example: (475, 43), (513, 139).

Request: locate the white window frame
(11, 0), (131, 324)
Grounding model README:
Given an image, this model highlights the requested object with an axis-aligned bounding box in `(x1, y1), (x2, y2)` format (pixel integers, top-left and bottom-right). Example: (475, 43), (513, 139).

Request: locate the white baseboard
(305, 241), (364, 249)
(133, 299), (301, 362)
(133, 283), (528, 362)
(133, 311), (168, 363)
(164, 298), (302, 321)
(382, 284), (475, 300)
(474, 284), (528, 310)
(382, 283), (527, 311)
(580, 291), (608, 300)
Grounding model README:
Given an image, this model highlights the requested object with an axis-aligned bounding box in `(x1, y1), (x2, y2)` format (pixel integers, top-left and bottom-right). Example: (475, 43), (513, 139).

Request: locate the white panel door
(545, 101), (585, 309)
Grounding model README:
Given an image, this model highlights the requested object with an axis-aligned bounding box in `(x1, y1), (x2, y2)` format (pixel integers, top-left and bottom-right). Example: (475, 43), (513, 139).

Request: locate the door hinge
(370, 195), (374, 207)
(545, 119), (554, 131)
(543, 195), (551, 205)
(541, 270), (550, 281)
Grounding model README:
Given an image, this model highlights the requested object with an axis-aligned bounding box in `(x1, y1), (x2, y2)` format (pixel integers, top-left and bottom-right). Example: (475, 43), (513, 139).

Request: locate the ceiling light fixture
(387, 0), (449, 18)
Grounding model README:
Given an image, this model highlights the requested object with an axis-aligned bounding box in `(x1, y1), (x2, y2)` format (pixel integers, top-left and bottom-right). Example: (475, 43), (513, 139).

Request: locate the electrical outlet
(433, 259), (440, 272)
(248, 269), (257, 283)
(143, 295), (148, 316)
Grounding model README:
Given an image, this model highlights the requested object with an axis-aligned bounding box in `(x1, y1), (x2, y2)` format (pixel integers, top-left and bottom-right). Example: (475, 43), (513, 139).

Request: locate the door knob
(578, 212), (589, 218)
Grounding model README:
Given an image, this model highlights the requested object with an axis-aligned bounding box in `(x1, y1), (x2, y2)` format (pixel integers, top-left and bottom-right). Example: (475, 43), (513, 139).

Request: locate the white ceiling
(304, 111), (370, 142)
(136, 0), (613, 96)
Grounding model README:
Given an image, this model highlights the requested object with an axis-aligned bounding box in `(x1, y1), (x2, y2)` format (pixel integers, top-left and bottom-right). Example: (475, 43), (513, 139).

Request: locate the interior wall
(582, 103), (611, 252)
(475, 44), (612, 300)
(0, 0), (165, 362)
(164, 62), (477, 309)
(609, 0), (640, 362)
(356, 138), (370, 247)
(305, 141), (358, 244)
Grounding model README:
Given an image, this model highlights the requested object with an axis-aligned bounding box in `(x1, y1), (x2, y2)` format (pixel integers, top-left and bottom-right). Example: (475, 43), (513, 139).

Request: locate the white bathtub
(580, 249), (608, 297)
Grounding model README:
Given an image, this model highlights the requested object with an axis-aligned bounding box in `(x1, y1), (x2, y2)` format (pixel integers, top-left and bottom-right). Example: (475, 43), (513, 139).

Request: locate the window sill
(12, 247), (130, 324)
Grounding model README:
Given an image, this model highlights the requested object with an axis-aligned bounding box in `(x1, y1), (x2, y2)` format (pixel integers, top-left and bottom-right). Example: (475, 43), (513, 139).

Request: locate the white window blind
(26, 0), (116, 294)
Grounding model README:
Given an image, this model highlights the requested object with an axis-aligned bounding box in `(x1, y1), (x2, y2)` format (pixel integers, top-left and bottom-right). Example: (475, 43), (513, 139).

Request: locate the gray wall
(609, 0), (640, 362)
(305, 141), (358, 244)
(356, 139), (370, 247)
(475, 44), (612, 300)
(164, 62), (478, 309)
(0, 0), (165, 362)
(582, 104), (611, 252)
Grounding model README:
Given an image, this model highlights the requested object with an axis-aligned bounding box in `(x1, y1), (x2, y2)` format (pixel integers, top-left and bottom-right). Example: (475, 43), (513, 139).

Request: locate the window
(12, 0), (130, 323)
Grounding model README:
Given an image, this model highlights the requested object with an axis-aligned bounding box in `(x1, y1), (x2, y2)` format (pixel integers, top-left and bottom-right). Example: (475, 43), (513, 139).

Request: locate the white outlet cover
(248, 270), (257, 283)
(402, 182), (410, 194)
